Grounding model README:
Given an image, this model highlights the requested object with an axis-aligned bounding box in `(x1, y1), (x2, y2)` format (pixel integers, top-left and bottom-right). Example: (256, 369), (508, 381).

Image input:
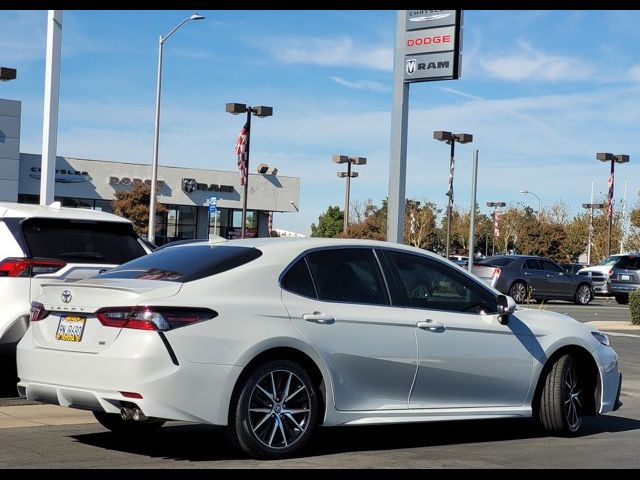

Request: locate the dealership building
(0, 99), (300, 245)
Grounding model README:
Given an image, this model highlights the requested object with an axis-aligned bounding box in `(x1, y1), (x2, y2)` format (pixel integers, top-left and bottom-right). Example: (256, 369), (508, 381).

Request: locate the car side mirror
(497, 294), (516, 325)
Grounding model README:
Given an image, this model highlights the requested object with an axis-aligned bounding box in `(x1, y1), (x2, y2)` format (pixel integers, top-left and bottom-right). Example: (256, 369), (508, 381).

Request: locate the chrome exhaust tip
(120, 407), (133, 420)
(132, 408), (148, 422)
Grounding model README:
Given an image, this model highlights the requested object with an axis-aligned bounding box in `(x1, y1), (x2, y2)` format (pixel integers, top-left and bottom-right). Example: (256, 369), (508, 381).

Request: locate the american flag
(607, 170), (614, 218)
(445, 155), (455, 202)
(494, 211), (502, 238)
(234, 122), (249, 186)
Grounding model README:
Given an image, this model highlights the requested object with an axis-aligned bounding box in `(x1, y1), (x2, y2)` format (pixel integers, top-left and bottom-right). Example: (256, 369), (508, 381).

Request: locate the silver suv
(607, 254), (640, 304)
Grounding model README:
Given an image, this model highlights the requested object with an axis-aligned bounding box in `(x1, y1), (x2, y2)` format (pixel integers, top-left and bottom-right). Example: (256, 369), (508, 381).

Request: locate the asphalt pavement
(0, 300), (638, 467)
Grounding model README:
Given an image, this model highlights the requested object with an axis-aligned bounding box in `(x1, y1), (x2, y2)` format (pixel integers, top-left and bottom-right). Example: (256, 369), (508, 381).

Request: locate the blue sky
(2, 10), (640, 234)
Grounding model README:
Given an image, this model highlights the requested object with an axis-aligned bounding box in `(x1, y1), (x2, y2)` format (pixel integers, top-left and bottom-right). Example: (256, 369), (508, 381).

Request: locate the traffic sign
(208, 196), (217, 214)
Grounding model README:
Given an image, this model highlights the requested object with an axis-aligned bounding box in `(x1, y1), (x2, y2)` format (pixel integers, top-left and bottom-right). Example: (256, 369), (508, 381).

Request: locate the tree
(310, 205), (344, 238)
(111, 183), (167, 237)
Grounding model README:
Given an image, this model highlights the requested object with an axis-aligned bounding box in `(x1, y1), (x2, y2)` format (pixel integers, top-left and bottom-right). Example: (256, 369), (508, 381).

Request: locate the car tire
(615, 294), (629, 305)
(227, 359), (318, 460)
(509, 281), (528, 304)
(574, 284), (592, 305)
(93, 411), (165, 435)
(537, 354), (584, 435)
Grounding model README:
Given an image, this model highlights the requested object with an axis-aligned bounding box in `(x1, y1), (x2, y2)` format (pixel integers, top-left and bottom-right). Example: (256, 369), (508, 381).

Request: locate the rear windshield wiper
(60, 252), (105, 259)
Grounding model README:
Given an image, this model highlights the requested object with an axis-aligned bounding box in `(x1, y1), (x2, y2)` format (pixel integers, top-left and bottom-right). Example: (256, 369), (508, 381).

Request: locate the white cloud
(479, 40), (595, 81)
(629, 65), (640, 82)
(330, 76), (390, 92)
(260, 35), (393, 71)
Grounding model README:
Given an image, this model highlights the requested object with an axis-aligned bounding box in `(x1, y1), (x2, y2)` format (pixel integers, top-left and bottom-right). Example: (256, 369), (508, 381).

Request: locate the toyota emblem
(61, 289), (72, 304)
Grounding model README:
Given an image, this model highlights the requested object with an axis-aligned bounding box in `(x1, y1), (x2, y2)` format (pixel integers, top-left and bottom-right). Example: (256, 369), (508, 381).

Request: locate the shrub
(629, 290), (640, 326)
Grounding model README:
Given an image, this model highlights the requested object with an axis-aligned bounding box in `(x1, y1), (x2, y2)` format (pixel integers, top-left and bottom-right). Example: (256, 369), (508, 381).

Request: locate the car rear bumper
(608, 282), (640, 294)
(16, 329), (242, 426)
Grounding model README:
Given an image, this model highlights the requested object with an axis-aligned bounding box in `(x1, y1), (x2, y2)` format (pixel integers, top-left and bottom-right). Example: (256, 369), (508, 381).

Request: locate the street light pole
(467, 149), (478, 272)
(597, 152), (630, 257)
(241, 109), (253, 239)
(433, 131), (473, 258)
(520, 189), (541, 218)
(334, 155), (367, 234)
(148, 13), (205, 244)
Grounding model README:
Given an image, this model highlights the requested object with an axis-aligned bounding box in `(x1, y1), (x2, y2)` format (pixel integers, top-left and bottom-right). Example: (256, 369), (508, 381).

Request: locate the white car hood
(511, 306), (587, 336)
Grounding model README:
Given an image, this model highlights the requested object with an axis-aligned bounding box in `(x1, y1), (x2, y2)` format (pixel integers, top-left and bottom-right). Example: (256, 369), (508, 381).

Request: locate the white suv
(0, 202), (152, 354)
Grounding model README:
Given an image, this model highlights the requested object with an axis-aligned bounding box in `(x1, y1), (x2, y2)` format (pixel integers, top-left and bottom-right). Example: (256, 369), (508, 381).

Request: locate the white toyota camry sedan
(17, 238), (622, 459)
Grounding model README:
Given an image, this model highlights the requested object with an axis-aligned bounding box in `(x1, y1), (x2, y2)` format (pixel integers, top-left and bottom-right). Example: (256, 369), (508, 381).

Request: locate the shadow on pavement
(0, 353), (19, 398)
(71, 414), (640, 462)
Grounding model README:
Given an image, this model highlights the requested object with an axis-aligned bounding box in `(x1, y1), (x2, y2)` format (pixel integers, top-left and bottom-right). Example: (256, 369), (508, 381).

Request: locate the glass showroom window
(156, 204), (198, 246)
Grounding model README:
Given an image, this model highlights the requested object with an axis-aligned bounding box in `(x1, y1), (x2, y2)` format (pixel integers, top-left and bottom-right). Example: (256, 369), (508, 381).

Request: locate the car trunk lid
(31, 279), (182, 353)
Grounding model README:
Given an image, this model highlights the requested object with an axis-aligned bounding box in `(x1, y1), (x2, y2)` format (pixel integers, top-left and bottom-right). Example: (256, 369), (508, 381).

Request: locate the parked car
(17, 238), (621, 459)
(577, 254), (626, 296)
(0, 201), (152, 354)
(561, 263), (588, 275)
(472, 255), (594, 304)
(447, 255), (469, 269)
(607, 254), (640, 304)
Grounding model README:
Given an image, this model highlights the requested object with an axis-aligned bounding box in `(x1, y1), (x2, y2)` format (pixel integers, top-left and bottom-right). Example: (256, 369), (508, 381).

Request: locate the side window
(524, 259), (542, 270)
(281, 258), (317, 299)
(305, 249), (389, 305)
(541, 260), (563, 273)
(384, 250), (497, 314)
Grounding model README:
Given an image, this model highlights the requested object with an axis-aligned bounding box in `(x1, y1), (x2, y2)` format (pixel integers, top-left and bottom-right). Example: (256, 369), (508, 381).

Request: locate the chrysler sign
(405, 10), (458, 30)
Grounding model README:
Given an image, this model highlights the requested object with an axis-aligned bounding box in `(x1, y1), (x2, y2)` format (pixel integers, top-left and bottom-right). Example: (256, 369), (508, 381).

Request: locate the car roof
(157, 237), (453, 261)
(0, 201), (132, 224)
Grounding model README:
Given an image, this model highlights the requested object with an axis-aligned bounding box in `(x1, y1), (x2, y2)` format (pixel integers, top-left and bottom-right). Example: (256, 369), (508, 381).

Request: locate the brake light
(608, 268), (614, 278)
(29, 301), (50, 322)
(492, 267), (502, 278)
(96, 307), (217, 331)
(0, 258), (66, 278)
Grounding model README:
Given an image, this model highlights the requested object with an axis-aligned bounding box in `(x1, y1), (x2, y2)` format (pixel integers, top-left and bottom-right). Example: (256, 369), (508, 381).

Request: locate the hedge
(630, 290), (640, 326)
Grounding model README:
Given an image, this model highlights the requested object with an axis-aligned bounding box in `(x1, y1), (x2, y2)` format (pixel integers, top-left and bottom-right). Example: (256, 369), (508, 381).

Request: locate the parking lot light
(596, 152), (630, 256)
(434, 131), (473, 258)
(334, 155), (366, 233)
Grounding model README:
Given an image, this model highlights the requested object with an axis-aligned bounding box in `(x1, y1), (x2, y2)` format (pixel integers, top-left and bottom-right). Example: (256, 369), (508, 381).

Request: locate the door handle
(302, 312), (335, 325)
(416, 319), (445, 332)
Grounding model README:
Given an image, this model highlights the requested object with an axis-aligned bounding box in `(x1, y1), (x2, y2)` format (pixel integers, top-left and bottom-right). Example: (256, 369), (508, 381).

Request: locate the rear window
(479, 257), (514, 267)
(96, 244), (262, 282)
(22, 218), (146, 265)
(615, 256), (640, 270)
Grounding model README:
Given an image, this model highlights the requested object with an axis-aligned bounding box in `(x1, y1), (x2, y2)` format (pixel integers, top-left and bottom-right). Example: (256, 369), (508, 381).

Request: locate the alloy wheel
(248, 369), (311, 449)
(577, 285), (591, 305)
(510, 282), (527, 303)
(563, 361), (583, 432)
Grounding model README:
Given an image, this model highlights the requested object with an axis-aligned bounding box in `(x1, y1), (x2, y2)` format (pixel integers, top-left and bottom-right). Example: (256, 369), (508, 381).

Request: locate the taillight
(0, 258), (66, 278)
(96, 307), (217, 331)
(492, 267), (502, 279)
(608, 268), (614, 278)
(29, 301), (50, 322)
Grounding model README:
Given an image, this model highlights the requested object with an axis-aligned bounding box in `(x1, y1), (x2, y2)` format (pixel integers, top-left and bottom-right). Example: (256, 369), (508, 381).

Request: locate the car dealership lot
(0, 300), (638, 468)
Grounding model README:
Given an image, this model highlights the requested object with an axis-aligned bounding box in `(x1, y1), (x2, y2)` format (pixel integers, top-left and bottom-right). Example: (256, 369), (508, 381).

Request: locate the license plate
(620, 274), (631, 281)
(55, 315), (86, 342)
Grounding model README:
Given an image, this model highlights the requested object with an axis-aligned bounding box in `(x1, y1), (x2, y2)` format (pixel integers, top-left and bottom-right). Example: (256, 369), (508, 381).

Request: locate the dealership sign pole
(387, 10), (463, 243)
